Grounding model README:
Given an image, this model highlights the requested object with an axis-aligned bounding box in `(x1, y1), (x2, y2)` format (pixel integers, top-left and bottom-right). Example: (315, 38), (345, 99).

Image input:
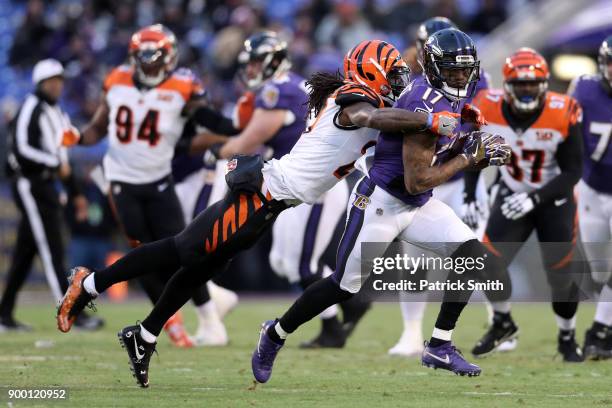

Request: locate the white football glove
(461, 198), (484, 230)
(501, 192), (535, 220)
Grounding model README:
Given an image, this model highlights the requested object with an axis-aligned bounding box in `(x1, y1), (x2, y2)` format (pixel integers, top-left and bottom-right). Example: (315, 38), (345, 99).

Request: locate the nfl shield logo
(226, 158), (238, 173)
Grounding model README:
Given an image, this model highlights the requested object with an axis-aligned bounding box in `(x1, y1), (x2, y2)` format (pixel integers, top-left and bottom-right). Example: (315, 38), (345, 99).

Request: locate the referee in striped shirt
(0, 59), (103, 331)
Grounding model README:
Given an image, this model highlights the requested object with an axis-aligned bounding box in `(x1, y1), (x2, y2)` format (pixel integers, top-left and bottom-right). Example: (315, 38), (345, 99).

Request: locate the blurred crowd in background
(0, 0), (604, 294)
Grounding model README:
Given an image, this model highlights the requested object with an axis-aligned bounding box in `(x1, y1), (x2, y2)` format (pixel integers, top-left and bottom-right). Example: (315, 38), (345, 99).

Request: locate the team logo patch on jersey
(226, 158), (238, 173)
(353, 194), (370, 210)
(261, 85), (280, 108)
(157, 92), (173, 102)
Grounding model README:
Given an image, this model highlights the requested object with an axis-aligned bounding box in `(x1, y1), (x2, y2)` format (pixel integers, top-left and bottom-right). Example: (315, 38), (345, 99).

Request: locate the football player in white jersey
(468, 48), (585, 361)
(56, 39), (471, 387)
(64, 24), (241, 347)
(200, 32), (362, 348)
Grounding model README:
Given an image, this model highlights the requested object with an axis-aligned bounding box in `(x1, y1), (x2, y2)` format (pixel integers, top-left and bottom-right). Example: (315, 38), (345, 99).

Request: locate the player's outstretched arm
(341, 102), (459, 137)
(402, 132), (470, 194)
(80, 97), (110, 145)
(218, 108), (286, 158)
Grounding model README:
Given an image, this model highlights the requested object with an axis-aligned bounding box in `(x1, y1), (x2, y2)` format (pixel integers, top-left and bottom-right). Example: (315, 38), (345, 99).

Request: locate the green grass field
(0, 300), (610, 408)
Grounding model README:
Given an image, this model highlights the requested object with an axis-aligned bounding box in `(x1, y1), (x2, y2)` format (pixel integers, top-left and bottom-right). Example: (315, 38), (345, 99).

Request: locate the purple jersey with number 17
(569, 74), (612, 194)
(369, 75), (461, 206)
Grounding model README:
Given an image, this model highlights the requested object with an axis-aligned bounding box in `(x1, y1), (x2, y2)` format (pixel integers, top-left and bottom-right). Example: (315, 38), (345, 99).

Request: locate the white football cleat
(192, 302), (229, 347)
(496, 338), (518, 352)
(207, 281), (238, 320)
(388, 326), (424, 357)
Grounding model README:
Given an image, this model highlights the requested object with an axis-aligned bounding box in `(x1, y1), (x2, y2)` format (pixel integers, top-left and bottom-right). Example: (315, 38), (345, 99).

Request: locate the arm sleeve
(463, 169), (481, 202)
(532, 122), (583, 205)
(191, 105), (241, 136)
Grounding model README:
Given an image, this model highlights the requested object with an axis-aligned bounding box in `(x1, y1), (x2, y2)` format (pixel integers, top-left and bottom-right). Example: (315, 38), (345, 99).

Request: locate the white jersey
(262, 82), (383, 204)
(473, 89), (581, 194)
(102, 65), (204, 184)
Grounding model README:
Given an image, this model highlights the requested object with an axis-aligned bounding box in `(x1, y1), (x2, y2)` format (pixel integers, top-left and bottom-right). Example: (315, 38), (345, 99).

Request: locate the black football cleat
(472, 314), (519, 357)
(583, 326), (612, 360)
(340, 296), (371, 338)
(118, 325), (157, 388)
(0, 316), (32, 332)
(300, 317), (346, 349)
(558, 330), (584, 363)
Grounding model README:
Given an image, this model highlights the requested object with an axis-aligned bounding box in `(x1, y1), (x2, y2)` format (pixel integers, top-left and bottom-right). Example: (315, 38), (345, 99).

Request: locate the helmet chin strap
(440, 82), (468, 101)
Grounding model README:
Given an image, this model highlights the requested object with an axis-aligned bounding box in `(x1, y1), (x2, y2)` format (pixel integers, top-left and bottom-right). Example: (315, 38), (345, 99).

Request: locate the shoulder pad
(334, 83), (383, 109)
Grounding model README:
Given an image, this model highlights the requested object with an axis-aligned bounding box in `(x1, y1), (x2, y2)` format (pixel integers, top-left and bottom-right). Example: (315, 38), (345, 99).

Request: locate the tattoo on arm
(402, 132), (469, 194)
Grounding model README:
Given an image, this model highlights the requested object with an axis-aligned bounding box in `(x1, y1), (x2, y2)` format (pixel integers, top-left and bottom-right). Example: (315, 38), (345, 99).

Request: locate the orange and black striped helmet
(503, 48), (549, 112)
(129, 24), (178, 87)
(343, 40), (410, 104)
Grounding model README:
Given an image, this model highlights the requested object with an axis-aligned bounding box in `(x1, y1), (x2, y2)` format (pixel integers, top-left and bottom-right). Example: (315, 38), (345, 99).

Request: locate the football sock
(555, 314), (576, 331)
(142, 262), (218, 336)
(83, 274), (98, 297)
(265, 321), (286, 345)
(399, 291), (427, 323)
(94, 238), (181, 293)
(594, 285), (612, 326)
(196, 300), (217, 322)
(319, 304), (338, 320)
(430, 328), (452, 347)
(559, 329), (575, 341)
(139, 324), (157, 344)
(491, 301), (511, 314)
(278, 275), (353, 334)
(191, 283), (212, 307)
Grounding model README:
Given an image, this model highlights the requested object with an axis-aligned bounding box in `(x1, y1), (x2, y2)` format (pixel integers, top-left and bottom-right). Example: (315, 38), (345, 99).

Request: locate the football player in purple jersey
(569, 35), (612, 360)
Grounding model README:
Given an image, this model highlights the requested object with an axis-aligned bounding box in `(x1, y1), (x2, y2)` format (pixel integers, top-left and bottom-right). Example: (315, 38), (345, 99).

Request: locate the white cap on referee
(32, 59), (64, 84)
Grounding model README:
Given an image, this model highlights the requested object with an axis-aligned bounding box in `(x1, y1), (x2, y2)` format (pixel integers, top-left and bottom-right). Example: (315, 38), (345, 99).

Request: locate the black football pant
(94, 189), (286, 335)
(0, 176), (69, 317)
(483, 182), (581, 319)
(108, 175), (210, 306)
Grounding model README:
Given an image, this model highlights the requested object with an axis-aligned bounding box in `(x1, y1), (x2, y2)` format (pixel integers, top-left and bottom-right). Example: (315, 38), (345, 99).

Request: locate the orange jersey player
(467, 48), (585, 362)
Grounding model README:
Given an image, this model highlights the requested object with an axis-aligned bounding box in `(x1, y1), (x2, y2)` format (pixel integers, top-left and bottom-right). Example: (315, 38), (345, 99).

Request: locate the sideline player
(56, 39), (470, 387)
(468, 48), (584, 362)
(569, 36), (612, 359)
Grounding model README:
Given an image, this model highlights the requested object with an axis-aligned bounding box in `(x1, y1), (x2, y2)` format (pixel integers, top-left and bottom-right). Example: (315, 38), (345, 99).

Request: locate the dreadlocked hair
(306, 70), (345, 118)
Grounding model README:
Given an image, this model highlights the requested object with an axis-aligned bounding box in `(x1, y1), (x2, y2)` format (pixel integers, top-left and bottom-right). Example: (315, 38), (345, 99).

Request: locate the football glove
(461, 131), (511, 167)
(203, 143), (224, 166)
(427, 111), (460, 137)
(461, 103), (487, 128)
(501, 192), (535, 220)
(461, 194), (484, 230)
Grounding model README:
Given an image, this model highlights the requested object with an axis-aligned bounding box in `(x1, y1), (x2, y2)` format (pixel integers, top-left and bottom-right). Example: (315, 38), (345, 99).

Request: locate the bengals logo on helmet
(343, 40), (410, 104)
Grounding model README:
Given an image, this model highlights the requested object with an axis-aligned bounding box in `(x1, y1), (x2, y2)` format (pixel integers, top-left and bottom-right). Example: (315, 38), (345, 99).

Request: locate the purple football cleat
(422, 341), (482, 377)
(251, 320), (284, 383)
